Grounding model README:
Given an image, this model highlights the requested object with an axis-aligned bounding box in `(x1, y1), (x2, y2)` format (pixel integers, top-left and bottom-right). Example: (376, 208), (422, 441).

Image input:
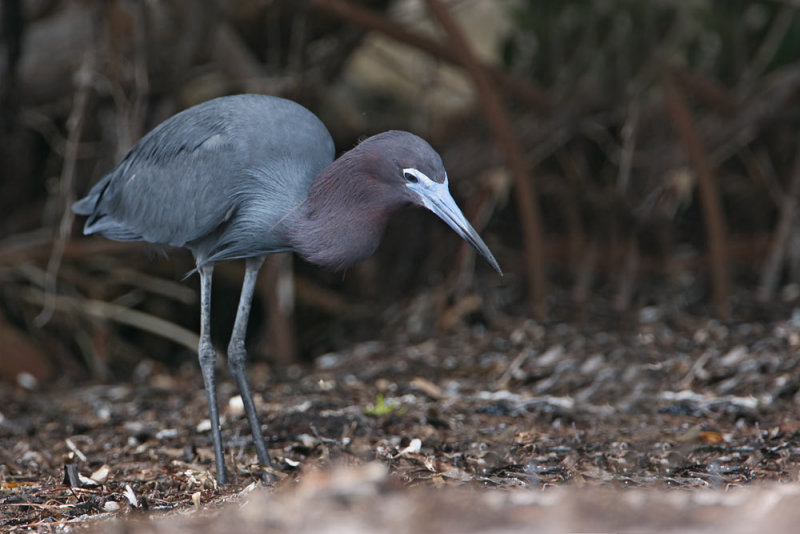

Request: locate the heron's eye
(403, 170), (419, 183)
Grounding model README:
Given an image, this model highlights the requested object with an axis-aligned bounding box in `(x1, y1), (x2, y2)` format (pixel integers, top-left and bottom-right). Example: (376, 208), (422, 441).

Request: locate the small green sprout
(364, 394), (406, 416)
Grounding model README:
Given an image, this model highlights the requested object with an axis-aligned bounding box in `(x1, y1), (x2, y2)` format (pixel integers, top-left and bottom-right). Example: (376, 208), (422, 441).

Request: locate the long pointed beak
(407, 173), (502, 275)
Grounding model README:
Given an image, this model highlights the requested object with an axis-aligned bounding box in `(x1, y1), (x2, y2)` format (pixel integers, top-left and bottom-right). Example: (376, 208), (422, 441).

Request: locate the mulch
(3, 305), (800, 531)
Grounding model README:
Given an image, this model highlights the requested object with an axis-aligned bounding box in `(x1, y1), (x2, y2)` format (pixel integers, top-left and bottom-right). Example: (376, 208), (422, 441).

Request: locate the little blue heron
(73, 94), (501, 484)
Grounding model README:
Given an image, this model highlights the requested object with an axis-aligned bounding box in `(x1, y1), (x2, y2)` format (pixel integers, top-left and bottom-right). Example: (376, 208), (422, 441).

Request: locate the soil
(3, 302), (800, 532)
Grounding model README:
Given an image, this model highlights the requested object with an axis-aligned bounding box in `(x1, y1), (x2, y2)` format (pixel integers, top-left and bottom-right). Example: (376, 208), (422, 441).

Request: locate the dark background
(2, 0), (800, 385)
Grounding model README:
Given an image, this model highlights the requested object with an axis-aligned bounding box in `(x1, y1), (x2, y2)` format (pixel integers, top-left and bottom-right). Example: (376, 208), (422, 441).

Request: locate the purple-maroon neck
(288, 145), (408, 270)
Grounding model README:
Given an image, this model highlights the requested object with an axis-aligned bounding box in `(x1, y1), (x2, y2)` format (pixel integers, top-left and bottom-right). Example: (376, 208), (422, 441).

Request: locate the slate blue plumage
(74, 95), (335, 264)
(74, 94), (500, 484)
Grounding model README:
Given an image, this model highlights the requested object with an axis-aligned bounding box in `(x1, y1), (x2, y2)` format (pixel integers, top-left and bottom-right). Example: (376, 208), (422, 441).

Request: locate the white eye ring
(403, 168), (427, 183)
(403, 168), (448, 186)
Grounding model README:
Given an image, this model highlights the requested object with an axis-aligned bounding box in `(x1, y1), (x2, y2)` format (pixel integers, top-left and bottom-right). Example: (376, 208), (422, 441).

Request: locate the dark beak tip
(416, 185), (503, 277)
(488, 258), (503, 276)
(466, 238), (502, 276)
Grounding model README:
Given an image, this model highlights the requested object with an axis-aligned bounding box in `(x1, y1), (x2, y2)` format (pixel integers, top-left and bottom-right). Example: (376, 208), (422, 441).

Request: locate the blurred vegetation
(494, 0), (800, 312)
(503, 1), (800, 85)
(1, 0), (800, 386)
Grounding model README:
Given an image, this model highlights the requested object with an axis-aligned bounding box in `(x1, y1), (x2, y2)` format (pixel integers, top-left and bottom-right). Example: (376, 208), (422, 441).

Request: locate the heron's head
(353, 131), (502, 275)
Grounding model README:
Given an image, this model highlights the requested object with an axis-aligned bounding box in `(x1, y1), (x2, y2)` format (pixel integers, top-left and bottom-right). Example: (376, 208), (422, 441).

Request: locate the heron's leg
(227, 256), (273, 481)
(198, 263), (228, 485)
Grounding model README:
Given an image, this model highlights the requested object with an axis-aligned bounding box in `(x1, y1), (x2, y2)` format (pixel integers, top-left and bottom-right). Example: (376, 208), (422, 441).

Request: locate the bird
(73, 93), (501, 485)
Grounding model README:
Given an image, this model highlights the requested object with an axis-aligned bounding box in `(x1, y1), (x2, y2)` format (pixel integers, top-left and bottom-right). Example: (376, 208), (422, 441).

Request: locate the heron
(73, 94), (501, 484)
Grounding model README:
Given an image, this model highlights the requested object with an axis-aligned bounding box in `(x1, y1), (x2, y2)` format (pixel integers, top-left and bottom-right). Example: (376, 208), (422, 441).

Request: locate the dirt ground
(4, 301), (800, 532)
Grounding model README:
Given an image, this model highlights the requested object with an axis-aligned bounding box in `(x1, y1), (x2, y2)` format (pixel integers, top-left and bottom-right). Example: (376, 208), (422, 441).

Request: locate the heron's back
(74, 94), (336, 264)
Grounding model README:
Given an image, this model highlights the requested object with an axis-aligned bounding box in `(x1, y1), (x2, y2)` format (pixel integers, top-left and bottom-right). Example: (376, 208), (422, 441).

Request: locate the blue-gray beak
(405, 169), (502, 275)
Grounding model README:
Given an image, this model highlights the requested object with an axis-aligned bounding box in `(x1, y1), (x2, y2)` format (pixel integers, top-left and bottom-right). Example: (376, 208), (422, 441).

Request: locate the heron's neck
(289, 153), (404, 269)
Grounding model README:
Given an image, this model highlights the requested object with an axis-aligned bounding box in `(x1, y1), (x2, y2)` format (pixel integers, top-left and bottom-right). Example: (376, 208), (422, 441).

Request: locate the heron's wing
(76, 110), (243, 247)
(74, 95), (335, 254)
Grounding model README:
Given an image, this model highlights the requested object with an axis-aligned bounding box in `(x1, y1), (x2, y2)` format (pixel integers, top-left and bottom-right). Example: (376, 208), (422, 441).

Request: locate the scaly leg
(227, 256), (273, 482)
(197, 263), (228, 484)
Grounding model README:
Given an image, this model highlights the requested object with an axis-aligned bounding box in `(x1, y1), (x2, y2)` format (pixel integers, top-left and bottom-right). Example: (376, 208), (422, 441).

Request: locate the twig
(617, 98), (640, 192)
(573, 238), (598, 307)
(448, 169), (509, 295)
(288, 8), (308, 82)
(757, 135), (800, 301)
(260, 253), (296, 364)
(662, 71), (730, 318)
(130, 0), (149, 143)
(707, 67), (800, 152)
(23, 287), (201, 353)
(614, 237), (640, 312)
(18, 108), (69, 157)
(673, 68), (736, 114)
(741, 5), (796, 88)
(0, 234), (146, 268)
(35, 51), (95, 326)
(423, 0), (548, 317)
(110, 268), (196, 305)
(496, 349), (534, 390)
(106, 1), (151, 158)
(555, 149), (587, 286)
